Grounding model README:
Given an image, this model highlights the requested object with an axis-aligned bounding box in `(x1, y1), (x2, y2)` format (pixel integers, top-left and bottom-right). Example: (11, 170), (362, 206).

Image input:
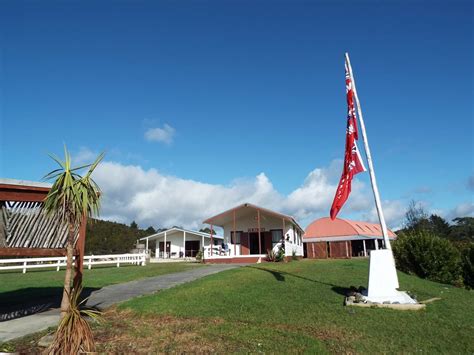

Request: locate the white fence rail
(203, 245), (232, 258)
(0, 253), (146, 274)
(203, 241), (293, 259)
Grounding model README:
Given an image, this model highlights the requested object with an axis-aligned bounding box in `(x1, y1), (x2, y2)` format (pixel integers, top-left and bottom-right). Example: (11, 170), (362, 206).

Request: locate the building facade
(202, 203), (304, 263)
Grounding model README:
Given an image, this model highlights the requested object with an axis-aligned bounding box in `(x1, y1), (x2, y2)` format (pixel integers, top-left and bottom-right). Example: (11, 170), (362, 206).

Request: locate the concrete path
(0, 264), (241, 342)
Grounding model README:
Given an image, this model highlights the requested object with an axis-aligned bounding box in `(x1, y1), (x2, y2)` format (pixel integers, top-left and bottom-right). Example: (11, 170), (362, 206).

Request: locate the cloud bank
(92, 159), (412, 230)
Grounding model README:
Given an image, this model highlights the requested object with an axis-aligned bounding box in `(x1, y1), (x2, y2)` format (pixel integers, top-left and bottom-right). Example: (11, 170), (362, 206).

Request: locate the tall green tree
(144, 226), (156, 235)
(130, 221), (139, 230)
(404, 200), (429, 231)
(428, 214), (451, 237)
(43, 146), (103, 319)
(450, 217), (474, 242)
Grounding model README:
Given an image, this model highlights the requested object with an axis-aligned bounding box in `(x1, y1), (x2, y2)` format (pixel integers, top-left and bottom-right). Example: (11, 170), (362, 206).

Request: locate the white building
(202, 203), (304, 263)
(140, 228), (223, 260)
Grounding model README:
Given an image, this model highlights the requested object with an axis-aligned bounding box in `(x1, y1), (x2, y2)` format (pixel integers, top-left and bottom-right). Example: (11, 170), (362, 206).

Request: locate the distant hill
(85, 219), (159, 254)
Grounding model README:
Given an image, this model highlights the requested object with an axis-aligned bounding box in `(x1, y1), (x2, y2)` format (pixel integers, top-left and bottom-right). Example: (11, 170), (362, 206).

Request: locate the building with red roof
(303, 217), (397, 259)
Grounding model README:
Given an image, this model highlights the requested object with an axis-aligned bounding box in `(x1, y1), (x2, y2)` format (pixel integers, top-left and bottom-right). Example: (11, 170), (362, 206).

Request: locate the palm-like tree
(43, 146), (103, 319)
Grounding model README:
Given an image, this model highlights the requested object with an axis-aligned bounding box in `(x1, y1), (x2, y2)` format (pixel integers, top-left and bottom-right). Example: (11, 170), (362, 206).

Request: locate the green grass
(3, 259), (473, 353)
(0, 262), (203, 312)
(117, 259), (474, 353)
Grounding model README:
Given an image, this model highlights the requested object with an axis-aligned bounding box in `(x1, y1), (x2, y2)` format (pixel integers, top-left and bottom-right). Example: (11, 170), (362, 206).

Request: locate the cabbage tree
(43, 146), (103, 319)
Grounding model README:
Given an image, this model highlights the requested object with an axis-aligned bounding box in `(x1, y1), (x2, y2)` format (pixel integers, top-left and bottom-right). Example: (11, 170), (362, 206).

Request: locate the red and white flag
(330, 60), (366, 220)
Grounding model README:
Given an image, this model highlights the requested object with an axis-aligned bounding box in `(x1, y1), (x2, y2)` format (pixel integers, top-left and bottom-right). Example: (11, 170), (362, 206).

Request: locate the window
(230, 231), (242, 244)
(271, 230), (283, 248)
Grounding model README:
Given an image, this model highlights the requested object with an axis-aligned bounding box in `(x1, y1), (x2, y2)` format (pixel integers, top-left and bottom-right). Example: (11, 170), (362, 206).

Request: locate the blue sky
(1, 0), (472, 229)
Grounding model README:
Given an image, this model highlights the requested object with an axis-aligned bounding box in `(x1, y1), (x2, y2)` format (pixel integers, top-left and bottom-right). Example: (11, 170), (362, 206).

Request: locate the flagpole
(345, 52), (392, 251)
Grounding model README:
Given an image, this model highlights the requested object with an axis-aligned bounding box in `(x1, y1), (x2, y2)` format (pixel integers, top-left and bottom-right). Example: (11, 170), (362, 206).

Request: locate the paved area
(0, 309), (60, 344)
(0, 264), (241, 342)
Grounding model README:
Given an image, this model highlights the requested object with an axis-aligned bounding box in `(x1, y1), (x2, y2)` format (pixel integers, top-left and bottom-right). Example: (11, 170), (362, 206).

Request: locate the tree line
(85, 219), (159, 254)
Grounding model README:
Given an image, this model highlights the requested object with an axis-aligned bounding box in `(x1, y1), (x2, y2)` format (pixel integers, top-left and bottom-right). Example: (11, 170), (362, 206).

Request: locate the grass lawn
(0, 262), (204, 318)
(4, 259), (474, 353)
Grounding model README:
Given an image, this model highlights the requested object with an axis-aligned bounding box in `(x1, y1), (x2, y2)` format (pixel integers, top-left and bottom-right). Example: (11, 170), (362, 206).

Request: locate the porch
(140, 228), (222, 260)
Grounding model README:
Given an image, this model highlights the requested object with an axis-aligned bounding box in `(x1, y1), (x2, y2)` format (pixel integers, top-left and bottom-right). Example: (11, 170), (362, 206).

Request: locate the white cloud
(91, 159), (407, 231)
(361, 200), (407, 230)
(144, 124), (175, 144)
(445, 202), (474, 222)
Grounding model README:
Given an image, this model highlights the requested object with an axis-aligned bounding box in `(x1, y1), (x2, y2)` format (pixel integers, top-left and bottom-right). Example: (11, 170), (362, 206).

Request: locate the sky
(1, 0), (473, 231)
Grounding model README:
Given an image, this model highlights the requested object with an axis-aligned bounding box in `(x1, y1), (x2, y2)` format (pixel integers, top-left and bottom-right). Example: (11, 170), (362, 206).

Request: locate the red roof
(304, 217), (396, 239)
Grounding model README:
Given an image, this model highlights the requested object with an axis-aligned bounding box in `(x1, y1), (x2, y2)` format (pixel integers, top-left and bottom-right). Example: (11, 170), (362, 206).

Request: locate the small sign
(248, 228), (265, 233)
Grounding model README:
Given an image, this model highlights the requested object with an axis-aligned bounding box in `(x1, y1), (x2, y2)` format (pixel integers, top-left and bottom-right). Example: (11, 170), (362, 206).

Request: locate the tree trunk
(60, 223), (75, 320)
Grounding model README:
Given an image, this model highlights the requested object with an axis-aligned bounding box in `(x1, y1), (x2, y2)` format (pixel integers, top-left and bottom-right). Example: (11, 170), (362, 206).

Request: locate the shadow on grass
(0, 287), (99, 322)
(247, 266), (351, 296)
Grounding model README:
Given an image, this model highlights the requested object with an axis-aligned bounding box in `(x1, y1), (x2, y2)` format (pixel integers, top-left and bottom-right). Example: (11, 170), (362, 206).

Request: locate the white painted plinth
(363, 249), (417, 304)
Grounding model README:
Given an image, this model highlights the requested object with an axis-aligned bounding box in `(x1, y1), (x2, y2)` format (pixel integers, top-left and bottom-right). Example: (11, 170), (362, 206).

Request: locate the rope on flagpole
(344, 52), (392, 251)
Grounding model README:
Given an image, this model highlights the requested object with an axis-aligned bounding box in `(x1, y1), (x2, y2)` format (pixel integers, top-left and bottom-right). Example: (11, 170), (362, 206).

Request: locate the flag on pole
(330, 60), (367, 220)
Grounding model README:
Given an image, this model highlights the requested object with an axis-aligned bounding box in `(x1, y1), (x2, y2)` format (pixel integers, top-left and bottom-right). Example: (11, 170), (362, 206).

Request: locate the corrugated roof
(304, 217), (396, 239)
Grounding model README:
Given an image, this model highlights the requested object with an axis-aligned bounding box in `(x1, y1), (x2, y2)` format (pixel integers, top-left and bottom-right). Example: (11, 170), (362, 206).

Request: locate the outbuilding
(140, 227), (223, 260)
(303, 217), (396, 259)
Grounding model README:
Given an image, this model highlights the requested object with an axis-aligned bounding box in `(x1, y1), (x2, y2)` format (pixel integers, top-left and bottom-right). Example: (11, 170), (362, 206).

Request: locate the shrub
(393, 231), (463, 286)
(195, 249), (203, 263)
(291, 249), (298, 261)
(266, 244), (285, 262)
(266, 249), (277, 262)
(461, 244), (474, 289)
(48, 286), (101, 353)
(276, 244), (285, 262)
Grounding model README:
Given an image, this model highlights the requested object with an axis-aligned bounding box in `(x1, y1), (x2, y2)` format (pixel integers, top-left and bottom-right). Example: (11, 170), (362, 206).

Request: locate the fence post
(23, 261), (27, 274)
(56, 259), (61, 271)
(88, 257), (92, 270)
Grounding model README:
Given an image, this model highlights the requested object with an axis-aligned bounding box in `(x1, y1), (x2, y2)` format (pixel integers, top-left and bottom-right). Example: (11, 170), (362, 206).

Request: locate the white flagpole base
(363, 249), (417, 304)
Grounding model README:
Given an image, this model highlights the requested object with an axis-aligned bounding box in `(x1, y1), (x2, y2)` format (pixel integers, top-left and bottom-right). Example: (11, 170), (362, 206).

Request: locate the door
(185, 240), (200, 257)
(249, 232), (261, 255)
(159, 241), (171, 258)
(241, 233), (250, 255)
(263, 232), (272, 254)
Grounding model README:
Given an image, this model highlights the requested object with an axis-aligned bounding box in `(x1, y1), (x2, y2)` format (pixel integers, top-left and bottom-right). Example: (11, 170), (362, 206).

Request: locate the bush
(266, 249), (277, 262)
(393, 231), (463, 286)
(195, 249), (203, 263)
(276, 244), (285, 262)
(266, 244), (285, 262)
(461, 244), (474, 289)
